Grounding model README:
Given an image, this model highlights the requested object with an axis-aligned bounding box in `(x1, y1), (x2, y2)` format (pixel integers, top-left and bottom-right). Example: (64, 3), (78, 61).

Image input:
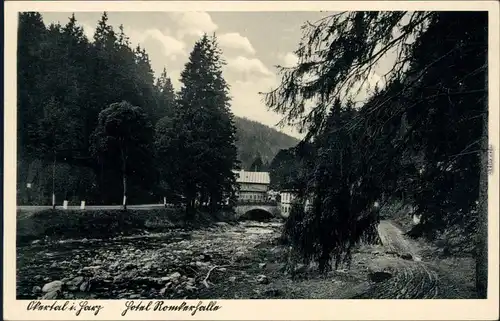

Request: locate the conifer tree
(158, 34), (238, 217)
(154, 68), (176, 121)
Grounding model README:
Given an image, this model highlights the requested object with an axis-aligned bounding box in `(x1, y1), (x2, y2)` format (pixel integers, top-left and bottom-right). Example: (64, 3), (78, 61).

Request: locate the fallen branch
(202, 265), (230, 288)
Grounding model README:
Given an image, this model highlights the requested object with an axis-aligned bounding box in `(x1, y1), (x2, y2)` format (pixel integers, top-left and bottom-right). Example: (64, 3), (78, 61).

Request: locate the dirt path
(352, 220), (439, 299)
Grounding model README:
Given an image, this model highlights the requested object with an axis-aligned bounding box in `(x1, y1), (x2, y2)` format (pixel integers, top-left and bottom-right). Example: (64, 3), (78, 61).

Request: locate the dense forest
(16, 12), (295, 210)
(265, 12), (488, 297)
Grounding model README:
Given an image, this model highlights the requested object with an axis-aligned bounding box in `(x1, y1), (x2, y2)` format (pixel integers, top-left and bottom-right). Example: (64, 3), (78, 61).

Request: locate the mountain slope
(233, 116), (299, 170)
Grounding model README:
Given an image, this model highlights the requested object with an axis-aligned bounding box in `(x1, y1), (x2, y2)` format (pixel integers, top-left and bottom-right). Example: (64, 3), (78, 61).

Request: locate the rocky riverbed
(17, 220), (286, 300)
(17, 218), (477, 300)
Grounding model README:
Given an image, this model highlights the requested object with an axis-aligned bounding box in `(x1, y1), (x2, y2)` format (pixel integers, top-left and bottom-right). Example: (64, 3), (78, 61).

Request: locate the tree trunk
(475, 70), (488, 299)
(122, 172), (127, 210)
(121, 147), (127, 211)
(185, 191), (195, 220)
(52, 152), (56, 209)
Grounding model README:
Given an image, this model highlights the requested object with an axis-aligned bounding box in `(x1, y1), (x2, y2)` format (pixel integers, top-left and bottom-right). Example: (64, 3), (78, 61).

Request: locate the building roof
(233, 170), (270, 185)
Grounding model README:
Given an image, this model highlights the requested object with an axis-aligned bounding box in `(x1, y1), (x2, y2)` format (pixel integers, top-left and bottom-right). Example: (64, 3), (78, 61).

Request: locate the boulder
(401, 253), (413, 260)
(67, 276), (84, 286)
(368, 271), (393, 283)
(41, 290), (59, 300)
(80, 280), (91, 292)
(294, 264), (307, 273)
(42, 280), (63, 293)
(264, 288), (283, 297)
(256, 275), (269, 284)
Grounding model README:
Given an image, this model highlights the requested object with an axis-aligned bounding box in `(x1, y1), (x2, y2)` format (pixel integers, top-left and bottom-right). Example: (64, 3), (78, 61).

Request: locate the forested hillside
(234, 116), (299, 170)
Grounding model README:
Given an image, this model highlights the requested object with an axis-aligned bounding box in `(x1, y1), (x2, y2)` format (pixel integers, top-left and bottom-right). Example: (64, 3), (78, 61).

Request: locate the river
(17, 220), (284, 300)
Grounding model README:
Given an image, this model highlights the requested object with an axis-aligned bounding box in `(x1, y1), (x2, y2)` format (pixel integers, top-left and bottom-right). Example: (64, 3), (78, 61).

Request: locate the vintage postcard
(3, 1), (500, 320)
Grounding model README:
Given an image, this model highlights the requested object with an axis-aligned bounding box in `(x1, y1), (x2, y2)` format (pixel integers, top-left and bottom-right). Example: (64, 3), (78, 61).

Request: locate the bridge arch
(239, 207), (274, 221)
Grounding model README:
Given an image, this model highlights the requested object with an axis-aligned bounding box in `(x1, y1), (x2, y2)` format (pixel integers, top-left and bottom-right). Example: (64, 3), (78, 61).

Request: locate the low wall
(16, 208), (237, 245)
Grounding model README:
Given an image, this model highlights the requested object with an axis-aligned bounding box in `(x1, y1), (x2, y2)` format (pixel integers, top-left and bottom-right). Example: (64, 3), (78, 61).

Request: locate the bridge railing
(235, 200), (278, 206)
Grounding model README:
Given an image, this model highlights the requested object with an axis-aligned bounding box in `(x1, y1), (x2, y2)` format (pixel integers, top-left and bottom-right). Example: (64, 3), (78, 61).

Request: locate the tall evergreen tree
(158, 34), (238, 217)
(17, 12), (46, 159)
(154, 67), (176, 122)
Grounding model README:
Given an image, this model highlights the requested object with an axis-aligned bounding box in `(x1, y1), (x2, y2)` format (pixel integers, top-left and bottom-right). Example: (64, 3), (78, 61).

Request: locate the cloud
(227, 72), (303, 138)
(79, 23), (95, 41)
(226, 56), (273, 78)
(348, 71), (386, 103)
(143, 30), (186, 60)
(218, 33), (256, 55)
(127, 28), (186, 60)
(280, 52), (299, 68)
(168, 69), (183, 90)
(169, 12), (218, 38)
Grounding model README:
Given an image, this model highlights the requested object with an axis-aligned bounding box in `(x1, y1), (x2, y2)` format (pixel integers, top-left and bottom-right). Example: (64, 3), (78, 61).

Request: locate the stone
(371, 250), (380, 255)
(259, 263), (267, 269)
(32, 286), (42, 294)
(31, 239), (41, 245)
(68, 276), (84, 286)
(169, 272), (181, 280)
(80, 280), (91, 292)
(185, 284), (197, 291)
(256, 275), (269, 284)
(41, 290), (59, 300)
(82, 266), (102, 271)
(228, 276), (236, 283)
(368, 271), (393, 283)
(401, 253), (413, 260)
(42, 280), (63, 293)
(294, 264), (307, 273)
(264, 288), (283, 297)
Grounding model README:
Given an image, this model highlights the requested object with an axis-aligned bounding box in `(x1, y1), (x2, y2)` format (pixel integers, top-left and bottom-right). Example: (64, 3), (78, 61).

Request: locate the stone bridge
(234, 202), (283, 220)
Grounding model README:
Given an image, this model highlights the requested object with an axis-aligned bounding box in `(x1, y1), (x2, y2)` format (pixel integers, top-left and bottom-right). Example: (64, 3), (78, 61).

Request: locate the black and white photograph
(4, 1), (499, 319)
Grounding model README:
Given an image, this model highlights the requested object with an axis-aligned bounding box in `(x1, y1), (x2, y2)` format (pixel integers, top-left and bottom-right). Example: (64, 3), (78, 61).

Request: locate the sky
(39, 11), (385, 139)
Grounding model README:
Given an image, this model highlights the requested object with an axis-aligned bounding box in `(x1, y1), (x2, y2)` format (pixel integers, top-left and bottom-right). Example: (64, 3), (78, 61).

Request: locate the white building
(279, 189), (297, 216)
(279, 189), (313, 217)
(233, 170), (271, 202)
